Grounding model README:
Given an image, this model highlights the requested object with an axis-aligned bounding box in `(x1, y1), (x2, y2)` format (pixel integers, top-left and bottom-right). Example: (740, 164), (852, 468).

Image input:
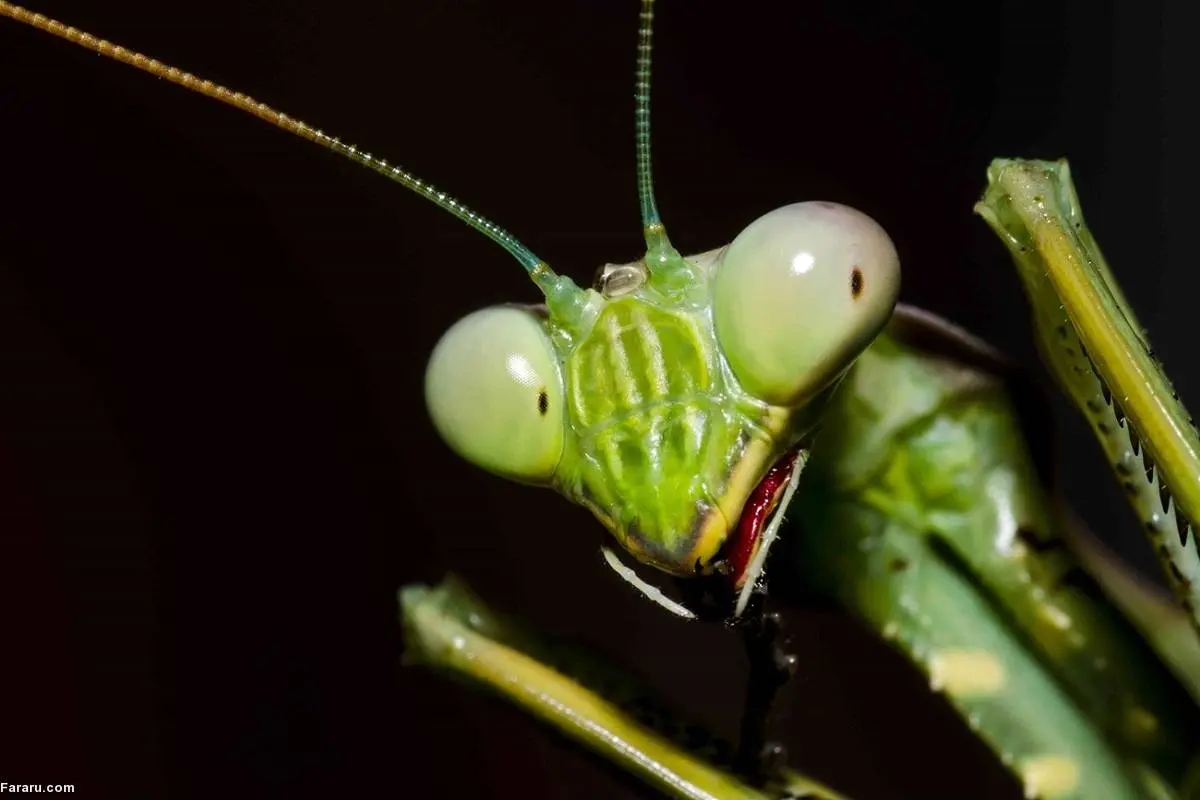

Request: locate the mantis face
(425, 201), (900, 609)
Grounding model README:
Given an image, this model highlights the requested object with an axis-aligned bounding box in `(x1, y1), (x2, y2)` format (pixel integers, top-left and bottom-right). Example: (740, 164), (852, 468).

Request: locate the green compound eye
(425, 306), (565, 484)
(713, 201), (901, 406)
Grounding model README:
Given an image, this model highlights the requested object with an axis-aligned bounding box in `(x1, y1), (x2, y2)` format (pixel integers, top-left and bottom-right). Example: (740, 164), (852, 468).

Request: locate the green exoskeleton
(4, 1), (1199, 799)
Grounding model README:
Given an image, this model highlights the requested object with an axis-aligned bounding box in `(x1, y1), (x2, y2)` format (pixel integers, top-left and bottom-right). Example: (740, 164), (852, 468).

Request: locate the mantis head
(425, 203), (897, 618)
(421, 5), (900, 619)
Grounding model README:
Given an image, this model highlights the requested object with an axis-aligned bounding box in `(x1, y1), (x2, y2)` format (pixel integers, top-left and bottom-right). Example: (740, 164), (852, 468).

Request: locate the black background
(1, 1), (1197, 798)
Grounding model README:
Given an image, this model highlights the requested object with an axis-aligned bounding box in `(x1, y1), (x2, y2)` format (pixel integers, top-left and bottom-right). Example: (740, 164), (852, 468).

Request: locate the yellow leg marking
(1038, 602), (1072, 632)
(1020, 755), (1080, 799)
(928, 649), (1007, 695)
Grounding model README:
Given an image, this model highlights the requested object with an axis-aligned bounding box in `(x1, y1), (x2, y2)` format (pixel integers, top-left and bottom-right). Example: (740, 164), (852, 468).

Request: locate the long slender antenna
(0, 2), (586, 315)
(634, 0), (664, 235)
(634, 1), (688, 287)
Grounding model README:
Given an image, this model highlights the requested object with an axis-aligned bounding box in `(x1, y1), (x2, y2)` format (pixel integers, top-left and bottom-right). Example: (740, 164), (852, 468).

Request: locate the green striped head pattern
(425, 202), (900, 579)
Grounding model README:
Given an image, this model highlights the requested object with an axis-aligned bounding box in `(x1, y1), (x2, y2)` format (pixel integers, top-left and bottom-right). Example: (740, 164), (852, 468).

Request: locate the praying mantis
(2, 1), (1198, 798)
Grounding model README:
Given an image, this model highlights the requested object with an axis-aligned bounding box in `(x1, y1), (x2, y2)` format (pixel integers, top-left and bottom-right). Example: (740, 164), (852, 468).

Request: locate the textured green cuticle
(559, 296), (766, 568)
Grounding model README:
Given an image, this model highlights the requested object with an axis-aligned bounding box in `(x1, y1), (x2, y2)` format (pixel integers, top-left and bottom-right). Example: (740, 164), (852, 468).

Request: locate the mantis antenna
(0, 1), (590, 323)
(634, 0), (692, 290)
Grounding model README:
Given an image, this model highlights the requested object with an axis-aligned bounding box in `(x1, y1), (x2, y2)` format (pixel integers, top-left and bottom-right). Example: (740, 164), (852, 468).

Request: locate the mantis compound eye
(424, 306), (565, 484)
(712, 201), (901, 406)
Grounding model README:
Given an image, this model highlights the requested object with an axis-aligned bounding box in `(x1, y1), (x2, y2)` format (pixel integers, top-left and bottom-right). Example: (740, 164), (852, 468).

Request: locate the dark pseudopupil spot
(850, 267), (864, 299)
(537, 389), (549, 416)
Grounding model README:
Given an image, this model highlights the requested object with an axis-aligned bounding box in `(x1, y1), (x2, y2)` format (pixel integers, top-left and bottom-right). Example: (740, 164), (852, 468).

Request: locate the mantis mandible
(2, 1), (1200, 800)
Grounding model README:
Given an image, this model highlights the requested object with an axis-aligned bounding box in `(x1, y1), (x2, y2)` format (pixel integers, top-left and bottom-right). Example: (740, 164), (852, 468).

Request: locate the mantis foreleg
(977, 159), (1200, 640)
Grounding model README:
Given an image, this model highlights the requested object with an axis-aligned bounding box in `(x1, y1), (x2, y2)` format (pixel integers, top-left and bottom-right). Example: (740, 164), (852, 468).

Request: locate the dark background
(1, 1), (1197, 797)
